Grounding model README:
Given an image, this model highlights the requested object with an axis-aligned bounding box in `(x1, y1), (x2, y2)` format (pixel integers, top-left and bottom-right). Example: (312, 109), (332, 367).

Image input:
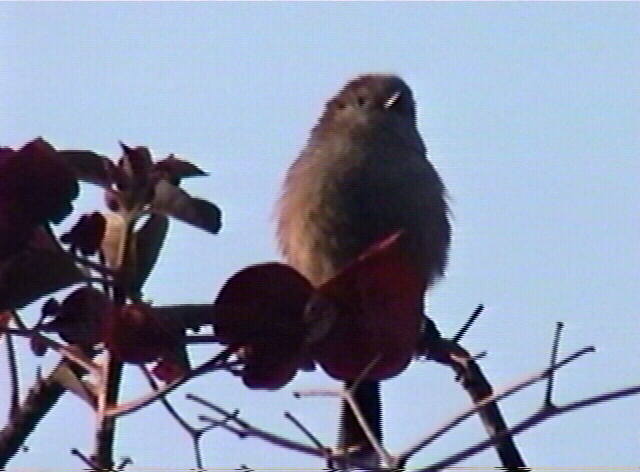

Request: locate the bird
(276, 74), (451, 463)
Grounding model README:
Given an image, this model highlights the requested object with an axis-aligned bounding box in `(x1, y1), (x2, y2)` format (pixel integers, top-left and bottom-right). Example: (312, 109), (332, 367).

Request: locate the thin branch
(140, 366), (205, 469)
(2, 328), (102, 378)
(70, 253), (117, 277)
(348, 354), (381, 394)
(198, 413), (245, 438)
(192, 395), (378, 470)
(140, 366), (195, 434)
(9, 310), (27, 331)
(293, 387), (393, 468)
(452, 304), (484, 343)
(341, 389), (393, 468)
(284, 411), (329, 455)
(116, 456), (133, 471)
(94, 351), (124, 469)
(190, 394), (327, 459)
(5, 333), (20, 420)
(0, 358), (91, 466)
(419, 315), (529, 470)
(544, 322), (564, 409)
(70, 447), (99, 471)
(184, 334), (223, 344)
(417, 383), (640, 472)
(397, 345), (595, 465)
(293, 388), (340, 399)
(199, 409), (242, 430)
(104, 348), (233, 418)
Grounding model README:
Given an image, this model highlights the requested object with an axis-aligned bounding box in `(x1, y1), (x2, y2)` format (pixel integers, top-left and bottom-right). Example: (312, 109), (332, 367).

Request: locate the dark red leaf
(153, 154), (207, 184)
(214, 263), (312, 345)
(42, 287), (111, 347)
(152, 356), (188, 383)
(120, 142), (153, 186)
(214, 262), (313, 389)
(240, 343), (302, 390)
(0, 138), (79, 225)
(150, 180), (222, 234)
(0, 228), (84, 310)
(0, 200), (37, 259)
(60, 212), (106, 256)
(104, 189), (121, 212)
(132, 214), (169, 293)
(110, 159), (131, 191)
(57, 150), (113, 188)
(104, 303), (183, 364)
(0, 139), (79, 259)
(312, 232), (426, 381)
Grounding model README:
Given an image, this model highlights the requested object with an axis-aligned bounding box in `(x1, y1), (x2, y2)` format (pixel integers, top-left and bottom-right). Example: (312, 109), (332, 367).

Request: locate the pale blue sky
(1, 2), (639, 469)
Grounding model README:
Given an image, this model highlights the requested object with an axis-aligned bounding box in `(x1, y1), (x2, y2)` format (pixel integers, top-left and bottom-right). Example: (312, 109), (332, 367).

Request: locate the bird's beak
(383, 90), (402, 109)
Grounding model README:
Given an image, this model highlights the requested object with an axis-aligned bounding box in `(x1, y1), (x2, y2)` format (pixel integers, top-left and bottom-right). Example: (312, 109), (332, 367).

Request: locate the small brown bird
(277, 74), (450, 461)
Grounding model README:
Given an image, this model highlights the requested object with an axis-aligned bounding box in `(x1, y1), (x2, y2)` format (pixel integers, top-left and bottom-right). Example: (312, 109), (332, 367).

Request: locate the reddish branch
(418, 383), (640, 471)
(416, 309), (528, 470)
(398, 345), (594, 467)
(0, 360), (86, 466)
(189, 343), (634, 472)
(93, 355), (123, 469)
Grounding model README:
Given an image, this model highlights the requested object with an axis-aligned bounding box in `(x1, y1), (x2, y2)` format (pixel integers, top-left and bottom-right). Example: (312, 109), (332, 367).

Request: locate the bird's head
(316, 74), (417, 133)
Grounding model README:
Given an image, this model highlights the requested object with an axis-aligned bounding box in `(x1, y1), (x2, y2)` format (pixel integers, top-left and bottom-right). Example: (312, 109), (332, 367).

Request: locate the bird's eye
(383, 91), (402, 110)
(356, 96), (367, 107)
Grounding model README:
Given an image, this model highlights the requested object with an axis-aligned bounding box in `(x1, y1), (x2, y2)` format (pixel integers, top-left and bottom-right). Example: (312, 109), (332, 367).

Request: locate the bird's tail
(338, 379), (382, 463)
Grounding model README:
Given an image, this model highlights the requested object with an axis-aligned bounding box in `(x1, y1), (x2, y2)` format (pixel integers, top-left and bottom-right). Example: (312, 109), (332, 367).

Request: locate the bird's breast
(278, 128), (449, 287)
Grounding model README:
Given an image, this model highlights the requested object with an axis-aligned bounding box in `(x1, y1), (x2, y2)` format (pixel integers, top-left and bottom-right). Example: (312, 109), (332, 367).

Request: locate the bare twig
(94, 352), (123, 469)
(397, 345), (595, 465)
(417, 383), (640, 472)
(348, 354), (381, 394)
(184, 334), (223, 344)
(452, 304), (484, 343)
(294, 386), (393, 468)
(70, 253), (117, 277)
(198, 411), (241, 430)
(199, 413), (245, 439)
(0, 358), (91, 466)
(471, 350), (487, 361)
(190, 394), (329, 460)
(8, 310), (27, 331)
(5, 333), (20, 420)
(141, 366), (206, 469)
(116, 456), (133, 470)
(293, 388), (340, 399)
(544, 322), (564, 409)
(284, 411), (330, 457)
(341, 389), (393, 467)
(419, 309), (529, 470)
(70, 447), (99, 470)
(140, 366), (194, 435)
(2, 328), (102, 378)
(104, 348), (234, 418)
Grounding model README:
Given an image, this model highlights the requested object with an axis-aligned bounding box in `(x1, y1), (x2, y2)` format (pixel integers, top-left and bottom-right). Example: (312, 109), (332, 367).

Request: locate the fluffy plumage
(276, 74), (451, 457)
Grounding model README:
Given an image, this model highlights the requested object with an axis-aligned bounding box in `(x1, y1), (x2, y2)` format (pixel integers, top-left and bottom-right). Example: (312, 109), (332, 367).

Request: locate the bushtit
(277, 74), (450, 459)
